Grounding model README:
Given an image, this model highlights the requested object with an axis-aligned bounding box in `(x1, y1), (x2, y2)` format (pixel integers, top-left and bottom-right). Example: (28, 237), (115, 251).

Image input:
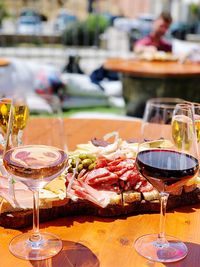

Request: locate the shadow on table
(38, 215), (118, 229)
(145, 242), (200, 267)
(30, 240), (100, 267)
(171, 203), (200, 214)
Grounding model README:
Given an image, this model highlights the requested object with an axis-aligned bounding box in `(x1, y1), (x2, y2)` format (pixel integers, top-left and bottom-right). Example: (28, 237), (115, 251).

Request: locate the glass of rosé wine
(134, 101), (199, 262)
(3, 98), (68, 261)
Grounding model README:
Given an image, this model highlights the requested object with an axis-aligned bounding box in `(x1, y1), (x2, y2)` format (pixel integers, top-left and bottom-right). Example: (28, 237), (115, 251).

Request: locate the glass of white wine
(9, 95), (29, 148)
(172, 102), (200, 160)
(192, 103), (200, 143)
(0, 98), (12, 157)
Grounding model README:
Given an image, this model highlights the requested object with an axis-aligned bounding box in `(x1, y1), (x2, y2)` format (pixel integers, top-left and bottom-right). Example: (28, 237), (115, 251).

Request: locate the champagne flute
(1, 95), (29, 180)
(0, 97), (15, 178)
(192, 102), (200, 143)
(3, 96), (68, 261)
(0, 94), (29, 152)
(0, 98), (12, 157)
(9, 94), (29, 147)
(134, 102), (199, 262)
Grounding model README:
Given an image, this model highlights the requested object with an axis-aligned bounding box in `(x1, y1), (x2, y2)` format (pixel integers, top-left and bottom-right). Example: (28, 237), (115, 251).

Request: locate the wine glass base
(134, 234), (188, 263)
(9, 232), (62, 261)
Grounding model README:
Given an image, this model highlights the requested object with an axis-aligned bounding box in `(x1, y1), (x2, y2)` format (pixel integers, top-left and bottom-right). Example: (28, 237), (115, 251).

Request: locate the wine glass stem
(12, 133), (19, 147)
(30, 190), (41, 242)
(18, 130), (23, 145)
(158, 192), (169, 244)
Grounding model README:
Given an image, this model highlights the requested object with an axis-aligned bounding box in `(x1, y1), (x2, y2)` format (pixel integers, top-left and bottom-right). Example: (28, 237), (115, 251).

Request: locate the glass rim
(146, 97), (185, 109)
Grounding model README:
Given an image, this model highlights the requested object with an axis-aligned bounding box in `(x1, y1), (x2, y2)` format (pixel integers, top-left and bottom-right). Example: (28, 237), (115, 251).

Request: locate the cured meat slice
(0, 176), (33, 209)
(120, 170), (134, 181)
(135, 180), (154, 192)
(95, 157), (108, 168)
(85, 168), (110, 179)
(87, 173), (118, 186)
(117, 158), (135, 167)
(0, 176), (27, 190)
(107, 158), (125, 166)
(92, 183), (120, 193)
(84, 168), (118, 185)
(67, 178), (119, 208)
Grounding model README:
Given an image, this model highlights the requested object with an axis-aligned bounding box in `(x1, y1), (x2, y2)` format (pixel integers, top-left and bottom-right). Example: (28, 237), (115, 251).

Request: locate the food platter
(0, 133), (200, 228)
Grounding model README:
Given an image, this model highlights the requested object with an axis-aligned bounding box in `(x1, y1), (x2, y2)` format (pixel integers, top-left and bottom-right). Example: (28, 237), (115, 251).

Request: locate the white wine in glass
(0, 98), (12, 156)
(3, 95), (29, 151)
(12, 96), (29, 146)
(192, 103), (200, 143)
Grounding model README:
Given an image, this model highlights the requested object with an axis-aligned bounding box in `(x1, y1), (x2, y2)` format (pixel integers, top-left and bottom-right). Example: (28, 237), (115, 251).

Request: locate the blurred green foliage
(62, 14), (110, 46)
(0, 0), (8, 25)
(190, 3), (199, 16)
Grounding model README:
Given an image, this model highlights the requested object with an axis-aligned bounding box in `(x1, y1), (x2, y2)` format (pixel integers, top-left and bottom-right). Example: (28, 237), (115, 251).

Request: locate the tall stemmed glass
(192, 102), (200, 143)
(134, 102), (199, 262)
(3, 97), (68, 261)
(0, 97), (13, 179)
(10, 95), (29, 147)
(0, 95), (29, 153)
(141, 98), (184, 141)
(0, 98), (12, 157)
(1, 95), (30, 193)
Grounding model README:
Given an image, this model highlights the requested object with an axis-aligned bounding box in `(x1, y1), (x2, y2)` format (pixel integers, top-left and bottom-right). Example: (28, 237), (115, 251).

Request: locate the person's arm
(133, 36), (157, 53)
(134, 44), (157, 54)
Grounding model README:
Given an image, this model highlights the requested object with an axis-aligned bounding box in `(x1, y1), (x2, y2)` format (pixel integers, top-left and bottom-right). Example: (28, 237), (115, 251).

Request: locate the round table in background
(104, 58), (200, 117)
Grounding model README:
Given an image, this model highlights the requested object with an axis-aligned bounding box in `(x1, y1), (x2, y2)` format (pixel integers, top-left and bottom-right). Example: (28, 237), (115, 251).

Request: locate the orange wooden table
(104, 58), (200, 117)
(1, 118), (200, 267)
(104, 58), (200, 78)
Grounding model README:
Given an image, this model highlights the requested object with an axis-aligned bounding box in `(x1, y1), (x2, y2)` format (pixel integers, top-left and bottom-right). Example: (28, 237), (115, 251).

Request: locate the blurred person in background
(134, 11), (172, 53)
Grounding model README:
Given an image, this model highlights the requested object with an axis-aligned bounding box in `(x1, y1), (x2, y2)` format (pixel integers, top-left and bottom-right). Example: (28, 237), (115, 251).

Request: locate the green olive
(88, 162), (96, 170)
(79, 153), (88, 160)
(82, 158), (93, 167)
(87, 154), (96, 162)
(78, 163), (83, 172)
(71, 160), (76, 167)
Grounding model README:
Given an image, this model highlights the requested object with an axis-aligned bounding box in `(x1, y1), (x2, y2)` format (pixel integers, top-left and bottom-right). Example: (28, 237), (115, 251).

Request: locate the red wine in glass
(134, 102), (199, 263)
(136, 149), (199, 193)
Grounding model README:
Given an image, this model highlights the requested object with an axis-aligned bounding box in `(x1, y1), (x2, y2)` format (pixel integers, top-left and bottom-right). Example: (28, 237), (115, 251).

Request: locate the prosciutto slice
(83, 168), (118, 185)
(0, 176), (33, 209)
(66, 177), (117, 208)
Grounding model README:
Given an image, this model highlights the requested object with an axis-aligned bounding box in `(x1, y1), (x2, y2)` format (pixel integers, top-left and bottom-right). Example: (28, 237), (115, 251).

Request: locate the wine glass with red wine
(134, 102), (199, 262)
(3, 97), (68, 261)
